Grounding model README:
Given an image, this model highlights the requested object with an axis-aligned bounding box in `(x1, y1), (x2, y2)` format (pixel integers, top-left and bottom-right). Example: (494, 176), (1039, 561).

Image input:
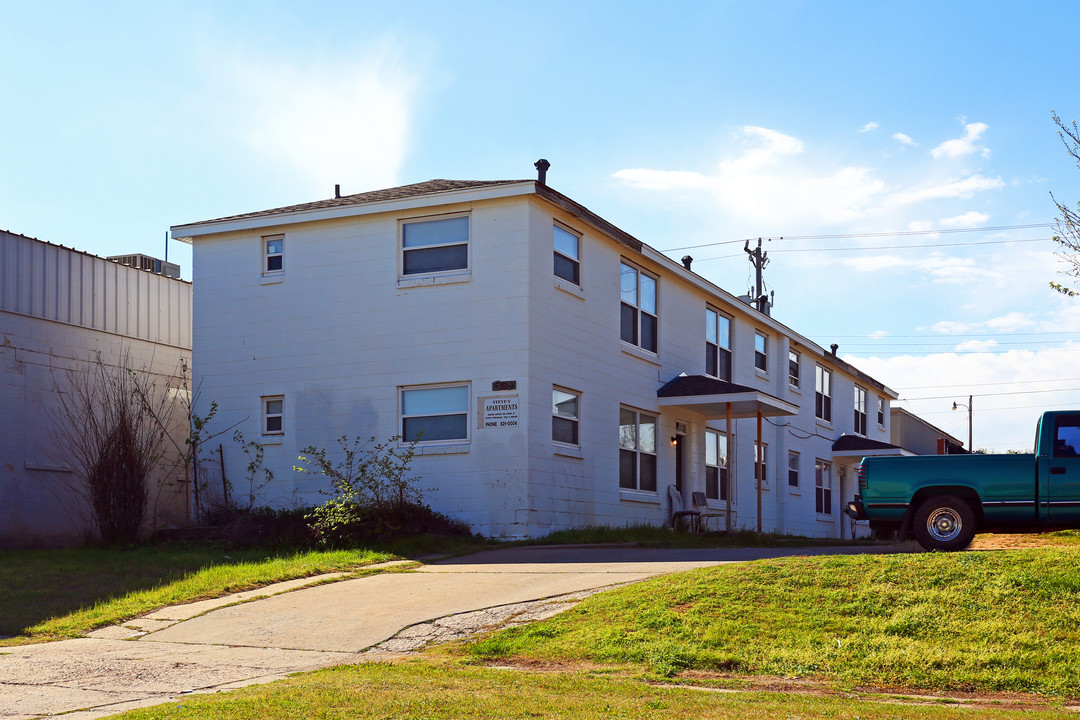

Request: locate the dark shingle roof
(202, 179), (526, 225)
(657, 375), (761, 398)
(831, 435), (902, 453)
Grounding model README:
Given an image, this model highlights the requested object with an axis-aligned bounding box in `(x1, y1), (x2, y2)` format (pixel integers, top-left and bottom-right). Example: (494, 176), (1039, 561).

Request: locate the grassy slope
(468, 547), (1080, 696)
(0, 546), (394, 641)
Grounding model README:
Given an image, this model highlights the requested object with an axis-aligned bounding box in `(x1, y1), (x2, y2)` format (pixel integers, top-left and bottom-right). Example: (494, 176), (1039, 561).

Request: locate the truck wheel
(912, 495), (976, 552)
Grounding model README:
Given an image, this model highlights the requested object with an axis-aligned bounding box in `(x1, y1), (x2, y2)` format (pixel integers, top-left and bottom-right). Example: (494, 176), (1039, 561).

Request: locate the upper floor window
(264, 235), (284, 274)
(754, 332), (768, 372)
(619, 407), (657, 492)
(815, 459), (833, 514)
(706, 308), (732, 381)
(788, 350), (800, 388)
(553, 224), (580, 284)
(262, 395), (284, 435)
(620, 262), (657, 353)
(401, 384), (469, 443)
(402, 215), (469, 276)
(854, 386), (868, 435)
(877, 396), (886, 427)
(552, 387), (580, 446)
(705, 429), (729, 501)
(815, 365), (832, 422)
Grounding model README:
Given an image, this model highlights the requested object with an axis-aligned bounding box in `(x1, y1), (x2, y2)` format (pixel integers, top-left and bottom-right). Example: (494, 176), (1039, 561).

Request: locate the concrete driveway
(0, 544), (900, 719)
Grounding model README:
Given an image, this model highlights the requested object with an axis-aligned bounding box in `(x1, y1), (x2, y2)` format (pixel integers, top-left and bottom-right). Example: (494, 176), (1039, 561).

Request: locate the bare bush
(52, 352), (182, 544)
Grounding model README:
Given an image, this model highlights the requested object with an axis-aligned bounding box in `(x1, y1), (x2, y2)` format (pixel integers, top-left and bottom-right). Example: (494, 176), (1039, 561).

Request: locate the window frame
(263, 235), (284, 275)
(755, 441), (768, 485)
(262, 395), (284, 435)
(400, 213), (471, 277)
(399, 383), (471, 444)
(705, 307), (732, 381)
(877, 396), (886, 427)
(815, 365), (833, 423)
(619, 406), (658, 493)
(815, 458), (833, 515)
(754, 332), (768, 372)
(553, 223), (581, 285)
(788, 349), (800, 388)
(787, 450), (799, 488)
(619, 262), (658, 354)
(552, 386), (581, 447)
(854, 386), (868, 436)
(705, 428), (730, 501)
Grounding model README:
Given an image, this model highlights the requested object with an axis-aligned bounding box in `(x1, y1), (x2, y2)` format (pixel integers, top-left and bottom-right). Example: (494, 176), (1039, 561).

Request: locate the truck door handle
(1051, 466), (1067, 475)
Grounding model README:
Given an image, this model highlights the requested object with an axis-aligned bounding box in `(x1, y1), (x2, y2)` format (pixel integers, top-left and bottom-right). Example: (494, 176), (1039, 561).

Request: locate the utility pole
(744, 237), (769, 314)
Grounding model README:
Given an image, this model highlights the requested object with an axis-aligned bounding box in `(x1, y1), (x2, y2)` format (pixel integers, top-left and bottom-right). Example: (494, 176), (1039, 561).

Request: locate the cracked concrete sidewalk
(0, 544), (889, 720)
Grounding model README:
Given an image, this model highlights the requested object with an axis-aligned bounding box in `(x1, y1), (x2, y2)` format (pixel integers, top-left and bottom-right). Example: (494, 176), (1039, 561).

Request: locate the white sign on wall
(482, 395), (519, 429)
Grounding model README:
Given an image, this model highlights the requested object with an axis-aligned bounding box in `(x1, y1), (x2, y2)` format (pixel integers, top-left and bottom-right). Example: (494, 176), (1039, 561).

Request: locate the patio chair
(668, 485), (701, 532)
(691, 491), (726, 533)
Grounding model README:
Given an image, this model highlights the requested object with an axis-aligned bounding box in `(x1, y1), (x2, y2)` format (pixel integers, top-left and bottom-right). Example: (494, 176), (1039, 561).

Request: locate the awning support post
(756, 410), (763, 534)
(725, 402), (732, 533)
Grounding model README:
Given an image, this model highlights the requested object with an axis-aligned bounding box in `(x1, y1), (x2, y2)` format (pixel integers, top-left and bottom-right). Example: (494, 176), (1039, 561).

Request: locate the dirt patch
(969, 534), (1071, 550)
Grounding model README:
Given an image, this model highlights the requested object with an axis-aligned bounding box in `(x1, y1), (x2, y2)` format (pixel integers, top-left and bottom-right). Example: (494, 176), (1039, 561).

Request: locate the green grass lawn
(0, 545), (396, 642)
(465, 545), (1080, 696)
(111, 660), (1070, 720)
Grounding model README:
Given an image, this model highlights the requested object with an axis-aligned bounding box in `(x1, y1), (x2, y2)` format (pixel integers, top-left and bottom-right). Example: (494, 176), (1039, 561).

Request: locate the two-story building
(172, 173), (903, 539)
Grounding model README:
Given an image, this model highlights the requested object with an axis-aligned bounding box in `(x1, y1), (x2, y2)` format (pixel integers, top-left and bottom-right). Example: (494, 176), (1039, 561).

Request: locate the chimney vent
(830, 343), (839, 356)
(681, 255), (693, 270)
(534, 158), (551, 185)
(334, 184), (341, 199)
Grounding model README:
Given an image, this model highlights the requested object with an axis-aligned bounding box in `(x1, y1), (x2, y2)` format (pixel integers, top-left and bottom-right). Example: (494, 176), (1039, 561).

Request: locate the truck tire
(912, 495), (976, 551)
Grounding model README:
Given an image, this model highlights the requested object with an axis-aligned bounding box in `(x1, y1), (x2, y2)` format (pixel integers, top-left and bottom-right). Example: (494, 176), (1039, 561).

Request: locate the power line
(660, 222), (1054, 253)
(693, 237), (1048, 262)
(828, 331), (1077, 339)
(895, 377), (1080, 390)
(902, 387), (1080, 401)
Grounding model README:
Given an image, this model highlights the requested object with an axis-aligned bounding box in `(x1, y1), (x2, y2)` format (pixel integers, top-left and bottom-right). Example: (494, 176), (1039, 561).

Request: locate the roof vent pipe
(830, 343), (839, 356)
(534, 158), (550, 185)
(681, 255), (693, 270)
(334, 184), (341, 199)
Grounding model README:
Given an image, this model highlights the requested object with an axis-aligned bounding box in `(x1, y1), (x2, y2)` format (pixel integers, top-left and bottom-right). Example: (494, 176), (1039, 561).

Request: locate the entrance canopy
(657, 375), (797, 419)
(831, 434), (911, 460)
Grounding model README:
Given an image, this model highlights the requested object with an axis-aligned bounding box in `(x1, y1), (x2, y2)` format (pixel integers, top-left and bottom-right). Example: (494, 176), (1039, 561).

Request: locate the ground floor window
(262, 395), (283, 435)
(788, 450), (799, 488)
(705, 429), (729, 500)
(619, 407), (657, 491)
(815, 459), (832, 514)
(755, 441), (768, 485)
(401, 384), (469, 442)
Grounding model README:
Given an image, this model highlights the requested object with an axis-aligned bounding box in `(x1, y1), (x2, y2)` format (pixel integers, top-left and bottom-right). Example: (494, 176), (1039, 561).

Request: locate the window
(706, 308), (732, 380)
(264, 235), (283, 273)
(262, 395), (283, 435)
(788, 450), (799, 488)
(755, 441), (768, 485)
(788, 350), (800, 388)
(705, 429), (730, 501)
(754, 332), (768, 372)
(854, 386), (868, 435)
(877, 396), (886, 427)
(553, 225), (580, 284)
(401, 215), (469, 275)
(401, 384), (469, 442)
(1054, 415), (1080, 458)
(815, 459), (832, 514)
(619, 407), (657, 492)
(620, 262), (658, 353)
(552, 387), (580, 445)
(815, 365), (832, 422)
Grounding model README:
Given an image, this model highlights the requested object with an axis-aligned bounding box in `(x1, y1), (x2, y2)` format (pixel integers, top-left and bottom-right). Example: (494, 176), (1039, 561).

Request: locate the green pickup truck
(845, 410), (1080, 551)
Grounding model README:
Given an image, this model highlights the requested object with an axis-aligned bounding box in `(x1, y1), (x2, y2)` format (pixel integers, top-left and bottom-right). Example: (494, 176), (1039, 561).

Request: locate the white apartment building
(0, 229), (191, 547)
(173, 175), (904, 539)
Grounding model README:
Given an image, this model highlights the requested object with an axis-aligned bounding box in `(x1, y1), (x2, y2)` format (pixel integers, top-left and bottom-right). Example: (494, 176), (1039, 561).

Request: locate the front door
(674, 433), (686, 494)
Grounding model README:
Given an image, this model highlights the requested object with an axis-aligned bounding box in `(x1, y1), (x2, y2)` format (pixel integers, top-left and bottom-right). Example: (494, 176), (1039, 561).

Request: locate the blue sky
(3, 0), (1080, 451)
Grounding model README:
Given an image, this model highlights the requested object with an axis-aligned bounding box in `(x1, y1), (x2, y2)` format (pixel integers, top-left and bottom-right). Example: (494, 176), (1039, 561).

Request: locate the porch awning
(657, 375), (798, 419)
(831, 434), (911, 460)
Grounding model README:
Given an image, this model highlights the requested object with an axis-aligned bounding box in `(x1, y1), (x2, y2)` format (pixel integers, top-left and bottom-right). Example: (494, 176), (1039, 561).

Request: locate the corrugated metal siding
(0, 230), (191, 348)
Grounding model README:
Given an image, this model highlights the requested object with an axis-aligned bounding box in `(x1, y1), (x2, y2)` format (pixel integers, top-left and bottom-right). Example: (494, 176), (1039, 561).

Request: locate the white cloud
(955, 339), (999, 352)
(940, 211), (990, 228)
(893, 132), (916, 146)
(860, 122), (879, 133)
(869, 330), (890, 338)
(214, 41), (419, 195)
(613, 126), (1004, 232)
(931, 122), (989, 160)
